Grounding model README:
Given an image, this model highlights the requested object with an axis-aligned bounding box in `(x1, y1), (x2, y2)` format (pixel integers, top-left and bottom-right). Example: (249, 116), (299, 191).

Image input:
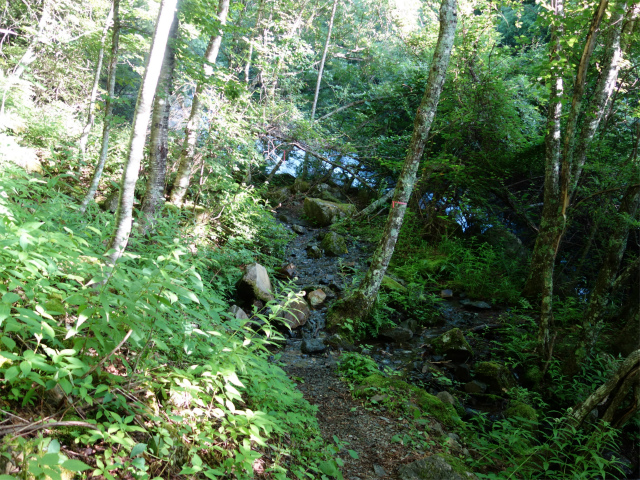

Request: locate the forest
(0, 0), (638, 478)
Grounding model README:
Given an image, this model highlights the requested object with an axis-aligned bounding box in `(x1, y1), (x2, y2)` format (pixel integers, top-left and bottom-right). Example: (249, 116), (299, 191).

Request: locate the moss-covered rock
(380, 276), (407, 292)
(505, 401), (538, 429)
(430, 328), (473, 361)
(474, 361), (515, 393)
(320, 231), (348, 256)
(399, 453), (477, 480)
(357, 374), (462, 427)
(326, 293), (369, 332)
(303, 197), (356, 226)
(291, 178), (310, 193)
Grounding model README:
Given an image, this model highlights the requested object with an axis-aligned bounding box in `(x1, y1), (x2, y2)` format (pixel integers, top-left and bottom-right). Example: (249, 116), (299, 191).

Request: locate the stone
(399, 454), (477, 480)
(460, 299), (492, 310)
(303, 197), (356, 226)
(268, 187), (291, 204)
(308, 289), (327, 307)
(428, 421), (445, 436)
(464, 380), (487, 394)
(291, 178), (310, 193)
(437, 391), (456, 406)
(321, 232), (348, 256)
(440, 289), (454, 299)
(400, 318), (419, 333)
(228, 305), (249, 320)
(325, 334), (357, 351)
(454, 364), (472, 382)
(473, 361), (516, 393)
(373, 464), (387, 477)
(379, 326), (413, 342)
(301, 338), (326, 354)
(0, 133), (43, 174)
(429, 328), (474, 362)
(306, 245), (323, 258)
(291, 224), (306, 234)
(278, 213), (291, 223)
(236, 263), (274, 304)
(504, 401), (538, 428)
(278, 295), (310, 329)
(277, 263), (296, 279)
(99, 190), (120, 213)
(370, 394), (389, 403)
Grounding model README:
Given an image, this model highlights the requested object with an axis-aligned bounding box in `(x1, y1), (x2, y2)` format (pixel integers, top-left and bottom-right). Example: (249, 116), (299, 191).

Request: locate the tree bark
(310, 0), (338, 120)
(327, 0), (457, 329)
(243, 0), (264, 84)
(139, 12), (179, 235)
(169, 0), (230, 207)
(105, 0), (179, 266)
(355, 188), (396, 217)
(79, 0), (121, 213)
(0, 0), (52, 117)
(581, 184), (640, 349)
(78, 5), (114, 158)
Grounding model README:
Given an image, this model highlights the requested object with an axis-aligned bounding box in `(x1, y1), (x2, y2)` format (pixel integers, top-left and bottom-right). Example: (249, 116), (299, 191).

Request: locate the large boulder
(236, 263), (274, 304)
(321, 232), (348, 256)
(303, 197), (356, 226)
(399, 454), (477, 480)
(429, 328), (473, 362)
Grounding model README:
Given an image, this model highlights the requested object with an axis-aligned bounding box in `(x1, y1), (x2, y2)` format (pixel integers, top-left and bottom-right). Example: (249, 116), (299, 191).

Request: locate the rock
(301, 338), (326, 354)
(379, 326), (413, 342)
(321, 232), (348, 256)
(464, 380), (487, 394)
(428, 421), (445, 436)
(308, 289), (327, 307)
(277, 263), (296, 279)
(460, 299), (492, 310)
(473, 361), (516, 393)
(303, 197), (356, 226)
(380, 276), (407, 292)
(278, 213), (291, 223)
(0, 133), (43, 174)
(400, 318), (418, 333)
(291, 224), (306, 234)
(325, 334), (357, 351)
(291, 178), (310, 193)
(445, 436), (462, 451)
(306, 245), (323, 258)
(236, 263), (274, 304)
(441, 289), (454, 299)
(278, 295), (310, 329)
(455, 364), (472, 382)
(99, 190), (120, 213)
(399, 454), (477, 480)
(370, 394), (389, 403)
(373, 464), (387, 477)
(437, 391), (456, 406)
(429, 328), (474, 362)
(504, 401), (538, 428)
(228, 305), (249, 320)
(268, 187), (291, 204)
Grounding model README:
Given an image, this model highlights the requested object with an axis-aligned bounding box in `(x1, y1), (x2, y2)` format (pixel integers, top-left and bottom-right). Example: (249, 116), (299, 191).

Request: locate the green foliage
(337, 352), (380, 382)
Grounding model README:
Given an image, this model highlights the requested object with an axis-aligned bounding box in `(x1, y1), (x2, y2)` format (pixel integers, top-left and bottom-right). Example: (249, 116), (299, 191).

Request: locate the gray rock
(455, 364), (472, 382)
(379, 326), (413, 342)
(228, 305), (249, 320)
(301, 338), (326, 354)
(429, 328), (474, 362)
(321, 231), (348, 256)
(441, 289), (454, 299)
(303, 197), (356, 226)
(399, 455), (477, 480)
(278, 295), (310, 329)
(474, 362), (516, 393)
(308, 289), (327, 307)
(428, 421), (444, 436)
(400, 318), (419, 333)
(278, 213), (291, 223)
(291, 224), (306, 234)
(460, 299), (492, 310)
(464, 380), (487, 394)
(236, 263), (274, 303)
(373, 464), (387, 477)
(99, 190), (120, 213)
(326, 334), (357, 351)
(436, 391), (456, 406)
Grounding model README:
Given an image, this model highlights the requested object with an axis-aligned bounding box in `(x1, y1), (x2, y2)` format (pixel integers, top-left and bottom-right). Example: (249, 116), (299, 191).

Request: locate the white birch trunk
(310, 0), (338, 120)
(105, 0), (179, 265)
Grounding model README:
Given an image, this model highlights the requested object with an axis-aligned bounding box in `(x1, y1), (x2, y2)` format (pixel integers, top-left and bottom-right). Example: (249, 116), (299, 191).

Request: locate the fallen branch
(0, 420), (96, 437)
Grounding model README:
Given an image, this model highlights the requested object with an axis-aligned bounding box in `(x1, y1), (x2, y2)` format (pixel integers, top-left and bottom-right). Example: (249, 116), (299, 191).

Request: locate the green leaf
(130, 443), (147, 457)
(319, 460), (339, 477)
(5, 366), (19, 382)
(40, 453), (61, 466)
(2, 292), (20, 304)
(348, 450), (359, 459)
(61, 459), (92, 472)
(48, 439), (61, 454)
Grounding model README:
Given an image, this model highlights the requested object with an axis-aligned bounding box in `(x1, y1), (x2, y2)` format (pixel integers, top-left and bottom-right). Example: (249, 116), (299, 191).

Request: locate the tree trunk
(310, 0), (338, 120)
(78, 5), (114, 158)
(0, 0), (52, 117)
(522, 0), (631, 361)
(105, 0), (179, 266)
(79, 0), (121, 213)
(244, 0), (264, 83)
(327, 0), (457, 330)
(355, 189), (396, 218)
(169, 0), (230, 207)
(139, 12), (179, 235)
(581, 184), (640, 350)
(266, 147), (289, 183)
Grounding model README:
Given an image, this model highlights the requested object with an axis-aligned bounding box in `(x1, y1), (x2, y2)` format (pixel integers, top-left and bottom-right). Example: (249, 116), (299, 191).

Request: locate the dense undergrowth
(0, 166), (339, 479)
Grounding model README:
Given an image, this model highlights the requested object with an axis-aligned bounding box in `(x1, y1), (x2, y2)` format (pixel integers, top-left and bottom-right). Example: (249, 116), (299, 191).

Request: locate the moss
(327, 293), (370, 332)
(505, 401), (538, 429)
(380, 276), (407, 292)
(436, 453), (476, 477)
(474, 361), (515, 392)
(357, 374), (462, 427)
(524, 365), (543, 386)
(321, 232), (348, 256)
(430, 328), (473, 360)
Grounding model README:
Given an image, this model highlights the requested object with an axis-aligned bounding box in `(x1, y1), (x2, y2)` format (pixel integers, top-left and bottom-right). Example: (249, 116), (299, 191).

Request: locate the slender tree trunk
(310, 0), (338, 120)
(78, 5), (114, 157)
(0, 0), (52, 117)
(105, 0), (179, 266)
(79, 0), (121, 213)
(169, 0), (230, 207)
(522, 0), (631, 360)
(266, 147), (289, 183)
(328, 0), (457, 329)
(581, 183), (640, 350)
(244, 0), (264, 83)
(355, 189), (396, 217)
(139, 13), (179, 235)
